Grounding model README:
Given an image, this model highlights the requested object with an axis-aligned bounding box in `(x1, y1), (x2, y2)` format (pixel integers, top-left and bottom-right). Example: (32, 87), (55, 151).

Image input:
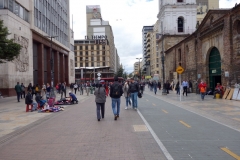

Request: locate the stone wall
(0, 10), (32, 96)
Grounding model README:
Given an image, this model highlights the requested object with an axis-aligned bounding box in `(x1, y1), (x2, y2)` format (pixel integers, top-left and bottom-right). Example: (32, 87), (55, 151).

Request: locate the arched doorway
(209, 47), (221, 91)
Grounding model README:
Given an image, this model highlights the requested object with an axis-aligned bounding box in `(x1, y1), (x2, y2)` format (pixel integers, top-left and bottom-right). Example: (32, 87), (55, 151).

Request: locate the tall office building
(0, 0), (74, 96)
(142, 26), (153, 76)
(85, 5), (117, 73)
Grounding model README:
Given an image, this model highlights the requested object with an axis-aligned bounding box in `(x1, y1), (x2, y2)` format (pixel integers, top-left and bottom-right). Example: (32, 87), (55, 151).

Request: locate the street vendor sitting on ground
(213, 83), (224, 99)
(68, 91), (78, 104)
(35, 94), (49, 109)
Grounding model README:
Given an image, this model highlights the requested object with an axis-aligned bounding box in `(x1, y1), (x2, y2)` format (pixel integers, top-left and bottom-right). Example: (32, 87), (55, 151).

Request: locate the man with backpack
(128, 78), (139, 110)
(110, 76), (123, 120)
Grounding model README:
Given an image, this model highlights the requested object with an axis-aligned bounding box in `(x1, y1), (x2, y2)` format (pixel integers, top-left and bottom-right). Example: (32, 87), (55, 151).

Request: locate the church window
(237, 21), (240, 34)
(177, 0), (183, 2)
(178, 17), (184, 32)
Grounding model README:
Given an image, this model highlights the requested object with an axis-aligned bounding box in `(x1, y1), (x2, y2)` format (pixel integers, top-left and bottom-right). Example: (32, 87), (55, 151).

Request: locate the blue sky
(70, 0), (239, 73)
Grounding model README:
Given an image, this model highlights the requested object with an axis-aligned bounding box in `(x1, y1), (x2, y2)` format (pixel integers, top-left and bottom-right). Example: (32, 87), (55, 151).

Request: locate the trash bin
(216, 93), (220, 99)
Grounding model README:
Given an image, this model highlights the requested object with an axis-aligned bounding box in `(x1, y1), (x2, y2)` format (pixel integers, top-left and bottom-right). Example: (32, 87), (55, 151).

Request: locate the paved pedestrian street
(0, 89), (240, 160)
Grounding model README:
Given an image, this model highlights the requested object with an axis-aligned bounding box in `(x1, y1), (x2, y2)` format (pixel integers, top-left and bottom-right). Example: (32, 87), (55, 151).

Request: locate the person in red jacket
(198, 80), (207, 100)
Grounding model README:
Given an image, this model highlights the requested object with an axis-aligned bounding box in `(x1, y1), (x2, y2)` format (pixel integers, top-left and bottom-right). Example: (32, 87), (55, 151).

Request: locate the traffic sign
(97, 77), (101, 80)
(176, 66), (184, 74)
(97, 72), (101, 76)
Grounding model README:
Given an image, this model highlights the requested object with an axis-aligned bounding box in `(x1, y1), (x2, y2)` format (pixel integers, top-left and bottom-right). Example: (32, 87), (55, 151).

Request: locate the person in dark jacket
(15, 82), (22, 102)
(128, 79), (139, 110)
(61, 82), (67, 99)
(25, 90), (38, 111)
(110, 76), (123, 120)
(94, 83), (106, 121)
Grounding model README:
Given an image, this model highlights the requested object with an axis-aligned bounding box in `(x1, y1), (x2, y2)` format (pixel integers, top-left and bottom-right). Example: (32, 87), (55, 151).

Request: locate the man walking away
(110, 76), (123, 120)
(189, 80), (193, 93)
(128, 78), (139, 110)
(182, 80), (189, 96)
(15, 82), (22, 102)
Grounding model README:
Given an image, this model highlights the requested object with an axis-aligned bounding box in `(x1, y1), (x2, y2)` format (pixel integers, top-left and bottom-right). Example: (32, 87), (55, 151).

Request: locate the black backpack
(112, 83), (120, 96)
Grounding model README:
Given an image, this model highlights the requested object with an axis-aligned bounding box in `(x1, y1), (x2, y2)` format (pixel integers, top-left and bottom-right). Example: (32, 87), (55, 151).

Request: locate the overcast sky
(70, 0), (239, 73)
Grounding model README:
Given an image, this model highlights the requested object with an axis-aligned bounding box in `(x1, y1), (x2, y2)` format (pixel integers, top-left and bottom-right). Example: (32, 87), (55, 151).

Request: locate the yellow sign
(176, 66), (184, 74)
(145, 76), (152, 79)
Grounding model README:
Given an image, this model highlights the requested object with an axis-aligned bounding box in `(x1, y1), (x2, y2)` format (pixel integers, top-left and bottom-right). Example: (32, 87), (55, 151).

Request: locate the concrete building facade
(74, 39), (114, 82)
(164, 4), (240, 92)
(0, 0), (74, 96)
(85, 5), (116, 73)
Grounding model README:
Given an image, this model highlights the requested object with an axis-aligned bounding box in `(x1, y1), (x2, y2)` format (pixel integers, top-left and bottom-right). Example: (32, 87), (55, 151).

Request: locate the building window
(156, 64), (159, 67)
(178, 49), (181, 61)
(91, 45), (94, 50)
(80, 46), (82, 50)
(97, 62), (100, 66)
(85, 62), (88, 67)
(80, 51), (82, 55)
(102, 46), (105, 50)
(178, 17), (184, 32)
(103, 62), (105, 66)
(103, 57), (105, 61)
(74, 46), (77, 50)
(86, 51), (88, 55)
(97, 51), (99, 55)
(97, 56), (100, 61)
(91, 62), (94, 66)
(97, 45), (99, 50)
(102, 51), (105, 55)
(237, 21), (240, 34)
(177, 0), (183, 2)
(91, 57), (94, 61)
(80, 63), (83, 67)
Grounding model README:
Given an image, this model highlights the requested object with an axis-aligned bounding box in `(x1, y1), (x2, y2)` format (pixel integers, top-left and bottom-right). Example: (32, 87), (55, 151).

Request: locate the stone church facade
(165, 4), (240, 91)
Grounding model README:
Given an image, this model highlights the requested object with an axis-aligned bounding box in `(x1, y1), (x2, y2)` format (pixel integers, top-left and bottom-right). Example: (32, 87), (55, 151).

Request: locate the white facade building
(158, 0), (197, 35)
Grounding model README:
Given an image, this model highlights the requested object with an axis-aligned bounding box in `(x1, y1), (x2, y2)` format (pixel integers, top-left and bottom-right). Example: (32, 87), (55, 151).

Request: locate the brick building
(165, 4), (240, 92)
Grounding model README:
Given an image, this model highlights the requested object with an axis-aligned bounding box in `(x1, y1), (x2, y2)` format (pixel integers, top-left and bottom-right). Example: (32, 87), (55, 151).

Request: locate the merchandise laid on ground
(38, 106), (65, 113)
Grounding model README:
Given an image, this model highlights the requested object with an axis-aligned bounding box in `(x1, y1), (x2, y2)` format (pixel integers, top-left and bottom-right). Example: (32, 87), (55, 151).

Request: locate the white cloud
(70, 0), (238, 73)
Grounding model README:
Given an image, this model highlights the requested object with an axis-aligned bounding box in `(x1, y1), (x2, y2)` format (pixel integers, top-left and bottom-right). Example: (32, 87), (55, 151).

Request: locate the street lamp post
(46, 36), (58, 97)
(161, 22), (167, 95)
(136, 58), (142, 81)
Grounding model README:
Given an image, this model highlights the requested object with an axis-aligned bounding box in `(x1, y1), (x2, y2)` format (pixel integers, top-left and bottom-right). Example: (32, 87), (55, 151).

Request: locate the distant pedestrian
(189, 80), (193, 93)
(175, 81), (180, 95)
(123, 80), (131, 110)
(110, 76), (123, 120)
(61, 82), (67, 99)
(74, 83), (78, 94)
(182, 80), (189, 96)
(20, 83), (26, 99)
(94, 83), (106, 121)
(198, 80), (207, 100)
(153, 81), (157, 95)
(46, 83), (51, 99)
(128, 78), (139, 110)
(15, 82), (21, 102)
(158, 81), (161, 90)
(25, 89), (38, 111)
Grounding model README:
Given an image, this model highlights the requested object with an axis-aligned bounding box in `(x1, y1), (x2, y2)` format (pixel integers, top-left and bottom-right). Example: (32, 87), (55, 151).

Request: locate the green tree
(115, 66), (124, 77)
(0, 20), (21, 63)
(128, 73), (133, 78)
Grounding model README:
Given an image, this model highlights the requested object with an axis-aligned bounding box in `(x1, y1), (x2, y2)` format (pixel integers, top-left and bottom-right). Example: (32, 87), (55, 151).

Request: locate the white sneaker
(125, 107), (128, 110)
(134, 108), (137, 110)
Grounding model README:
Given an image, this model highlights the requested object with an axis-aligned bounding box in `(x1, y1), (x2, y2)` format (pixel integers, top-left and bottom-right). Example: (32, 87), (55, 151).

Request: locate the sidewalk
(144, 88), (240, 132)
(0, 90), (168, 160)
(0, 90), (89, 139)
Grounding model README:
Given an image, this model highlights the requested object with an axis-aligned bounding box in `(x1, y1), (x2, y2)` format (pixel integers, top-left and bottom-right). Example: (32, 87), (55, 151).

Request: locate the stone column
(65, 55), (69, 85)
(59, 53), (64, 83)
(54, 51), (59, 85)
(37, 43), (44, 85)
(47, 47), (51, 84)
(62, 54), (66, 84)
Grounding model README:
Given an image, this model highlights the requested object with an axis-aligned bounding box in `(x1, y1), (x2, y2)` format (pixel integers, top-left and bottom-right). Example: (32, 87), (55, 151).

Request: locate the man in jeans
(182, 80), (189, 96)
(15, 82), (22, 102)
(128, 78), (139, 110)
(110, 76), (123, 120)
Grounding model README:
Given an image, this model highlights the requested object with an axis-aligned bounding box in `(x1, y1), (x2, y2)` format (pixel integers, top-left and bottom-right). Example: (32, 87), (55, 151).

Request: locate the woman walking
(123, 80), (131, 110)
(94, 83), (106, 121)
(46, 83), (51, 99)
